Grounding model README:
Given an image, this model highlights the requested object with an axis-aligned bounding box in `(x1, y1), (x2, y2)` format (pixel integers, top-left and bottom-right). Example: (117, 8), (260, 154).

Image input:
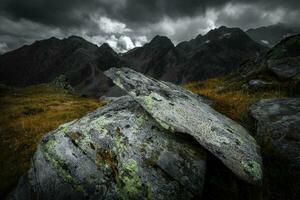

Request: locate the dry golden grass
(185, 77), (284, 125)
(185, 77), (300, 200)
(0, 84), (105, 196)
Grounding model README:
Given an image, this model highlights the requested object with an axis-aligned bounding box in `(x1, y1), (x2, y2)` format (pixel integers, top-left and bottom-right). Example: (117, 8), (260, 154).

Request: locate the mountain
(123, 26), (268, 83)
(122, 35), (180, 81)
(246, 23), (300, 47)
(175, 26), (267, 82)
(0, 26), (267, 96)
(0, 36), (126, 96)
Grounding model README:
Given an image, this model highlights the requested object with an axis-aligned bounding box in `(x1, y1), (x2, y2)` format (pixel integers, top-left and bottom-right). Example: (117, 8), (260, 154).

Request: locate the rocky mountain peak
(98, 42), (116, 54)
(148, 35), (174, 49)
(205, 26), (249, 41)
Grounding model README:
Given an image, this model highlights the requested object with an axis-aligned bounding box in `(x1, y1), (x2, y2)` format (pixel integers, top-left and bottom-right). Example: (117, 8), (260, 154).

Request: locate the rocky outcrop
(11, 96), (207, 200)
(52, 74), (75, 92)
(105, 67), (263, 184)
(265, 35), (300, 80)
(11, 68), (263, 199)
(243, 34), (300, 80)
(250, 98), (300, 169)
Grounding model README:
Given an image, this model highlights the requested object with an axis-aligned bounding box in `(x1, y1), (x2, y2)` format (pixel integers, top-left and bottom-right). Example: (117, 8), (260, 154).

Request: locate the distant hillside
(246, 23), (300, 47)
(0, 36), (126, 97)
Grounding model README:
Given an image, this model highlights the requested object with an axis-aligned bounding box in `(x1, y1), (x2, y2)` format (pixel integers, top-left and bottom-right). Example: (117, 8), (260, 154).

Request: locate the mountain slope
(246, 23), (300, 47)
(0, 27), (268, 96)
(123, 26), (268, 83)
(0, 36), (126, 96)
(176, 26), (267, 83)
(122, 35), (181, 81)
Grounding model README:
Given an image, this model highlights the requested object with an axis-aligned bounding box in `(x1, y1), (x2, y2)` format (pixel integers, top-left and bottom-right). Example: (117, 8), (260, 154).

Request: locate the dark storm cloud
(0, 0), (300, 53)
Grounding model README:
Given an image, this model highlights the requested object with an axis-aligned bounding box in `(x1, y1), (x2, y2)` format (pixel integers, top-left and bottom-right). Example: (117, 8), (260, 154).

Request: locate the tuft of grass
(0, 84), (105, 197)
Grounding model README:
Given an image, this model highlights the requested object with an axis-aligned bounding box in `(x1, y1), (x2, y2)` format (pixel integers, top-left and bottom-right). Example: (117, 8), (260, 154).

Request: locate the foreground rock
(250, 98), (300, 168)
(104, 67), (262, 184)
(11, 96), (207, 200)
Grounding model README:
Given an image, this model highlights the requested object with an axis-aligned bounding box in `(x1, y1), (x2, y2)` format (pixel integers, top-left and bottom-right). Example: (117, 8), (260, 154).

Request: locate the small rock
(242, 79), (272, 91)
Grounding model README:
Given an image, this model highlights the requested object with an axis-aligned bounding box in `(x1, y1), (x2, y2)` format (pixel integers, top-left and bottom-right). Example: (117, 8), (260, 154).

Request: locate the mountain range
(0, 24), (299, 97)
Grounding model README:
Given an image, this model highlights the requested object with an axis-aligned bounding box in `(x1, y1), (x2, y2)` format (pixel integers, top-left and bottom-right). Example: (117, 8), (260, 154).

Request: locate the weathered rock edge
(11, 96), (207, 200)
(104, 67), (263, 184)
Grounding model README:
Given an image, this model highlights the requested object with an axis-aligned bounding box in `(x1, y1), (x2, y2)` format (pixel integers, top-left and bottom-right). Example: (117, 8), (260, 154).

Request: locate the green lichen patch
(117, 159), (143, 199)
(242, 160), (263, 184)
(40, 138), (85, 193)
(142, 95), (154, 110)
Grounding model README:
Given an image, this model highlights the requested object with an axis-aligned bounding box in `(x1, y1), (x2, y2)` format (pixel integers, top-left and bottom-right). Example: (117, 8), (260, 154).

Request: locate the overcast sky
(0, 0), (300, 54)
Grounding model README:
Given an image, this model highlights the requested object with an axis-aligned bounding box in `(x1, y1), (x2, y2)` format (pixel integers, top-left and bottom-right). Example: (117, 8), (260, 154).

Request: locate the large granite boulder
(11, 96), (207, 200)
(250, 98), (300, 168)
(104, 67), (262, 184)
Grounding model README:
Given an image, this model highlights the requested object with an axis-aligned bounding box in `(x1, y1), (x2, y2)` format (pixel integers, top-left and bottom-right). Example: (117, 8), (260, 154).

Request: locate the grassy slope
(0, 84), (104, 196)
(185, 75), (300, 200)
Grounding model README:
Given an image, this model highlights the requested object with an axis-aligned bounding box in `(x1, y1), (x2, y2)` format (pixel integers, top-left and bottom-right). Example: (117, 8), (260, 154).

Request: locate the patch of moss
(41, 137), (85, 194)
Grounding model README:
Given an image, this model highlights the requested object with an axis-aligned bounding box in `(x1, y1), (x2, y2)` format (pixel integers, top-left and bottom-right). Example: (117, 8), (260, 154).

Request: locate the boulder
(250, 98), (300, 168)
(104, 67), (262, 184)
(11, 96), (207, 200)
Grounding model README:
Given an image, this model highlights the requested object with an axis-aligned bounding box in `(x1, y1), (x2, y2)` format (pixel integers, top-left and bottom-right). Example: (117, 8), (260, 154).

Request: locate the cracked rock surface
(11, 96), (207, 200)
(105, 67), (262, 184)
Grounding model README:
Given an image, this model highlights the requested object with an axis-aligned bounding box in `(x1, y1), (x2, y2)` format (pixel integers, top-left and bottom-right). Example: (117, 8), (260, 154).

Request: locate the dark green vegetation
(0, 84), (104, 197)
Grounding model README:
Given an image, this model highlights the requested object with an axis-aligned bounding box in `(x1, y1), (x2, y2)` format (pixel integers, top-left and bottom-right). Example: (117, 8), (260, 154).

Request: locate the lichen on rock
(11, 96), (206, 199)
(104, 67), (263, 184)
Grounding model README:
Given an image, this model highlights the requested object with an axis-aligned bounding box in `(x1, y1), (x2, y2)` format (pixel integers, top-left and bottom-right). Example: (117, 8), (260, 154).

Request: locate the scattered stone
(104, 67), (263, 184)
(52, 74), (75, 92)
(242, 79), (272, 91)
(11, 96), (207, 200)
(250, 98), (300, 168)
